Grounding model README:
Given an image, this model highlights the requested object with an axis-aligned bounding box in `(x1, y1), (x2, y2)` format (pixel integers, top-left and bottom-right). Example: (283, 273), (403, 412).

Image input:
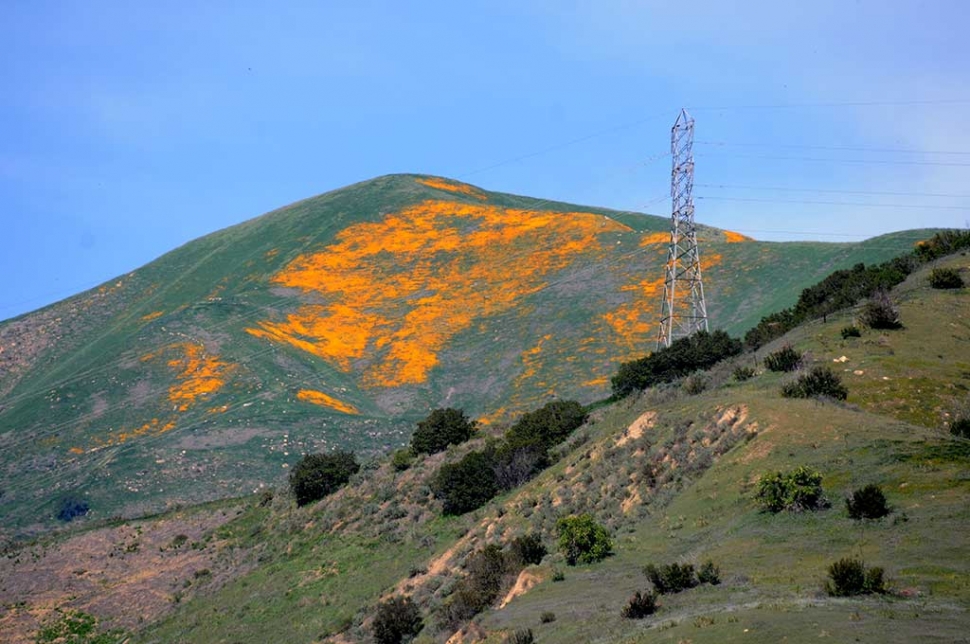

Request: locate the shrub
(289, 451), (360, 507)
(540, 611), (556, 623)
(764, 345), (802, 372)
(846, 484), (891, 520)
(505, 629), (535, 644)
(644, 563), (698, 594)
(35, 609), (124, 644)
(929, 267), (964, 289)
(411, 408), (477, 455)
(391, 448), (415, 472)
(621, 590), (658, 619)
(372, 596), (423, 644)
(859, 290), (901, 329)
(611, 330), (742, 398)
(781, 366), (848, 401)
(556, 514), (613, 565)
(505, 400), (588, 449)
(551, 568), (565, 582)
(840, 325), (861, 339)
(508, 533), (547, 567)
(683, 373), (707, 395)
(56, 496), (89, 522)
(951, 417), (970, 439)
(432, 451), (498, 515)
(733, 365), (756, 382)
(440, 544), (511, 627)
(825, 558), (887, 596)
(756, 466), (828, 513)
(697, 560), (721, 585)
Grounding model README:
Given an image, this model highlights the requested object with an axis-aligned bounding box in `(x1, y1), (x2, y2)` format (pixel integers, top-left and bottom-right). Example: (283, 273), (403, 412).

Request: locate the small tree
(928, 267), (964, 289)
(859, 290), (902, 329)
(557, 514), (613, 565)
(411, 408), (477, 455)
(372, 596), (423, 644)
(391, 448), (415, 472)
(756, 466), (828, 513)
(949, 416), (970, 439)
(432, 451), (498, 515)
(621, 590), (658, 619)
(643, 563), (698, 594)
(846, 484), (891, 520)
(289, 451), (360, 507)
(508, 533), (547, 567)
(781, 366), (848, 401)
(764, 345), (802, 372)
(825, 558), (887, 596)
(55, 496), (89, 522)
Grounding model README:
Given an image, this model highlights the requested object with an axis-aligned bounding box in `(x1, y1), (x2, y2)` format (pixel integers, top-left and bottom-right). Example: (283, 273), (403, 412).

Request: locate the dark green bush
(859, 290), (902, 329)
(697, 560), (721, 585)
(733, 365), (756, 382)
(431, 451), (498, 515)
(552, 568), (565, 582)
(825, 558), (887, 596)
(440, 543), (515, 628)
(951, 417), (970, 438)
(929, 267), (964, 289)
(557, 514), (613, 565)
(56, 496), (89, 522)
(746, 229), (970, 349)
(508, 533), (547, 567)
(372, 596), (423, 644)
(540, 611), (556, 623)
(289, 451), (360, 507)
(764, 345), (802, 372)
(621, 590), (658, 619)
(756, 466), (828, 513)
(505, 629), (535, 644)
(643, 563), (698, 594)
(781, 366), (848, 400)
(611, 330), (742, 398)
(391, 448), (415, 472)
(411, 408), (477, 455)
(840, 325), (861, 339)
(505, 400), (588, 449)
(682, 373), (707, 395)
(846, 484), (891, 520)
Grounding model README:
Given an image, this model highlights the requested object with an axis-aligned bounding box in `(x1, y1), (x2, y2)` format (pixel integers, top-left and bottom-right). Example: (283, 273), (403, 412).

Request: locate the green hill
(1, 244), (966, 644)
(0, 174), (936, 534)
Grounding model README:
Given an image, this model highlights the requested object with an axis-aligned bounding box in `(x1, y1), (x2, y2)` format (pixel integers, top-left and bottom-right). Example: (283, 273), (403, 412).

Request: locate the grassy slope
(97, 254), (970, 644)
(0, 173), (939, 535)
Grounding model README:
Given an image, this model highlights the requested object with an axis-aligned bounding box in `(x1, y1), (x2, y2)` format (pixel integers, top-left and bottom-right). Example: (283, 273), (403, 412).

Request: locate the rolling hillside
(0, 174), (936, 534)
(0, 247), (966, 644)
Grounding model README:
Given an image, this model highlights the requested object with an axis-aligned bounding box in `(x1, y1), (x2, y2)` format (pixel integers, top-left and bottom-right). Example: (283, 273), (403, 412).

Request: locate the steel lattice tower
(657, 108), (708, 349)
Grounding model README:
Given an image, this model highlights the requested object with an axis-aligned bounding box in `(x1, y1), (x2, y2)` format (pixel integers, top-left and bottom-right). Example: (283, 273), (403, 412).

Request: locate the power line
(696, 182), (970, 199)
(696, 140), (970, 156)
(697, 195), (969, 211)
(688, 98), (970, 110)
(696, 152), (970, 168)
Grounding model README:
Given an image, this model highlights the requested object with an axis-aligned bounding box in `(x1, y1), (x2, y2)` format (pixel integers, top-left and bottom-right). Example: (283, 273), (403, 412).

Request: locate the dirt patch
(498, 569), (543, 608)
(446, 621), (488, 643)
(616, 410), (656, 447)
(0, 507), (241, 643)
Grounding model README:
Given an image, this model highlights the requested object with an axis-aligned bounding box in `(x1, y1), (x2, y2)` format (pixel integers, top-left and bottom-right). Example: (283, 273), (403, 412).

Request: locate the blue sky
(2, 0), (969, 320)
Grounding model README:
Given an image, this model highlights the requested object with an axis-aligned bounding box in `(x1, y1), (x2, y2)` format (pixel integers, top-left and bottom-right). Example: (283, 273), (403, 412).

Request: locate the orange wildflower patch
(723, 230), (753, 243)
(416, 177), (487, 200)
(296, 389), (359, 415)
(69, 446), (84, 454)
(141, 311), (164, 322)
(247, 200), (630, 387)
(639, 232), (670, 246)
(166, 342), (236, 412)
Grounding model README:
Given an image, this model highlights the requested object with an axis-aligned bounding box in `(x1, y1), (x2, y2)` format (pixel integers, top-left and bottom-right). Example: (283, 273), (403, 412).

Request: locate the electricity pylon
(657, 108), (708, 349)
